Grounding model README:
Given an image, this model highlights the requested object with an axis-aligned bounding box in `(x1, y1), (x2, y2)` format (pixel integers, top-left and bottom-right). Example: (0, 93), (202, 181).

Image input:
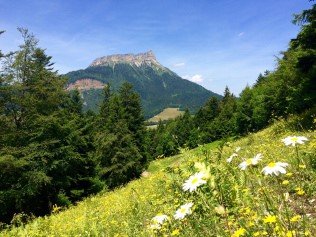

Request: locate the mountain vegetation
(65, 53), (221, 118)
(0, 3), (315, 236)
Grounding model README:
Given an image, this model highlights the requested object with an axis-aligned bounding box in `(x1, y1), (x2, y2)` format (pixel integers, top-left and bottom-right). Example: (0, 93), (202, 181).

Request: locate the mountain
(65, 51), (221, 118)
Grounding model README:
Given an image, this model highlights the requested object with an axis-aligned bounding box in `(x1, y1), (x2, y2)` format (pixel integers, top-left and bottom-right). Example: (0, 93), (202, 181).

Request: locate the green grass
(147, 108), (184, 123)
(1, 120), (316, 237)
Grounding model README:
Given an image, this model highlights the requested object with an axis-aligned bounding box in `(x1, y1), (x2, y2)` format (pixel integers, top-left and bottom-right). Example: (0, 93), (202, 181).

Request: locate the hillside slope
(65, 51), (221, 118)
(2, 120), (315, 236)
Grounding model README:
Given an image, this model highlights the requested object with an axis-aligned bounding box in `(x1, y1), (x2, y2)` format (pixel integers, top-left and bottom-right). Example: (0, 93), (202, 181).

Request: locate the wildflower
(214, 205), (226, 215)
(232, 227), (246, 237)
(174, 203), (193, 220)
(286, 230), (296, 237)
(246, 221), (255, 227)
(182, 172), (207, 192)
(227, 153), (238, 163)
(152, 214), (168, 225)
(194, 162), (211, 179)
(149, 214), (168, 230)
(290, 215), (301, 222)
(304, 230), (311, 236)
(149, 223), (161, 230)
(295, 187), (305, 195)
(282, 136), (308, 146)
(262, 162), (289, 176)
(263, 215), (277, 224)
(299, 164), (306, 169)
(238, 153), (262, 170)
(282, 180), (289, 185)
(171, 229), (180, 236)
(253, 232), (260, 237)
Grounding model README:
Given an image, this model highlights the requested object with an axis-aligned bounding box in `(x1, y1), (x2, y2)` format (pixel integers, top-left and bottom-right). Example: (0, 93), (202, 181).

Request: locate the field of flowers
(1, 120), (315, 237)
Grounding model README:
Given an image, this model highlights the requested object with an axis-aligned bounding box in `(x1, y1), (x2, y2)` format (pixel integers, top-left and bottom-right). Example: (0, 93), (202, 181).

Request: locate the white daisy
(238, 153), (262, 170)
(227, 153), (238, 163)
(235, 147), (241, 152)
(152, 214), (168, 224)
(262, 162), (289, 176)
(282, 136), (308, 146)
(182, 172), (207, 192)
(149, 214), (168, 230)
(174, 203), (193, 220)
(149, 223), (161, 230)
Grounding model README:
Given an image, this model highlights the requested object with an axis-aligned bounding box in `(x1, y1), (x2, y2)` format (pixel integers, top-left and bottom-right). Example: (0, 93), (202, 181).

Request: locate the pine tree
(95, 83), (147, 188)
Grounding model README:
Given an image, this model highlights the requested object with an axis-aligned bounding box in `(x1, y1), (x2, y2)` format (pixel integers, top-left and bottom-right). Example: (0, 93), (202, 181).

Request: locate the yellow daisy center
(180, 208), (186, 214)
(246, 159), (252, 165)
(191, 177), (199, 184)
(291, 137), (298, 142)
(268, 162), (276, 168)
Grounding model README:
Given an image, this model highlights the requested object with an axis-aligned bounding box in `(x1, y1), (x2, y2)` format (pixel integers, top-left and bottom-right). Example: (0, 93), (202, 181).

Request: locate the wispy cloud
(183, 74), (204, 83)
(173, 62), (185, 67)
(238, 32), (245, 37)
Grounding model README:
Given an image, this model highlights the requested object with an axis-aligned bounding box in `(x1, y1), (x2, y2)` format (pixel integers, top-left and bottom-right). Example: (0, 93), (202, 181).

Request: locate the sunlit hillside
(2, 119), (315, 237)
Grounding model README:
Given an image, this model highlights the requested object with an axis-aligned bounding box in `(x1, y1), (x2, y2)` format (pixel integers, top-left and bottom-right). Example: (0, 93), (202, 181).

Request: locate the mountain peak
(89, 50), (161, 68)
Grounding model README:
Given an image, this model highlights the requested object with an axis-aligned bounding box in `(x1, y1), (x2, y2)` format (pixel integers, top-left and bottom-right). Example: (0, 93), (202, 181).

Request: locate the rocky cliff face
(66, 79), (105, 91)
(90, 50), (164, 69)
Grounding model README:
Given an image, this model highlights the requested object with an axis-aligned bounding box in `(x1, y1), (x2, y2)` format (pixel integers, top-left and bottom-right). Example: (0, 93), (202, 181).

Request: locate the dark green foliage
(0, 29), (104, 223)
(95, 82), (148, 188)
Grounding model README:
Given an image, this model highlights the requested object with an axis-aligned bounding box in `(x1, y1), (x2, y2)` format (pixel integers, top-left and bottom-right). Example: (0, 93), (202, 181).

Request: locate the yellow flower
(171, 229), (180, 236)
(286, 230), (296, 237)
(231, 227), (246, 237)
(290, 215), (301, 222)
(286, 172), (293, 177)
(253, 232), (260, 237)
(263, 215), (277, 224)
(246, 221), (255, 227)
(304, 230), (311, 236)
(295, 187), (305, 195)
(299, 164), (306, 169)
(282, 180), (289, 185)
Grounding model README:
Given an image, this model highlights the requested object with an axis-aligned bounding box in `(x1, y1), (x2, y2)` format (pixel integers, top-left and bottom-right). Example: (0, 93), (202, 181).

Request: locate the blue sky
(0, 0), (313, 95)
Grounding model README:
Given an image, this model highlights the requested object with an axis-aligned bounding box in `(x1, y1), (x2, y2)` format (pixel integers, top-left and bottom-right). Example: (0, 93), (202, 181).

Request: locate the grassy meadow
(147, 108), (184, 123)
(1, 119), (315, 237)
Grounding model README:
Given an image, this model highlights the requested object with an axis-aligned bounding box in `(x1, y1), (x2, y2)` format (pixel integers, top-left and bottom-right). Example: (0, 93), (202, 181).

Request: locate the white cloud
(183, 74), (204, 83)
(173, 62), (185, 67)
(238, 32), (244, 37)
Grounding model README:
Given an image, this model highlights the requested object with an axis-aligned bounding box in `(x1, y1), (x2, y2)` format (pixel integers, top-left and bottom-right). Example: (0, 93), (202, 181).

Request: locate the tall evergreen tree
(95, 82), (147, 188)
